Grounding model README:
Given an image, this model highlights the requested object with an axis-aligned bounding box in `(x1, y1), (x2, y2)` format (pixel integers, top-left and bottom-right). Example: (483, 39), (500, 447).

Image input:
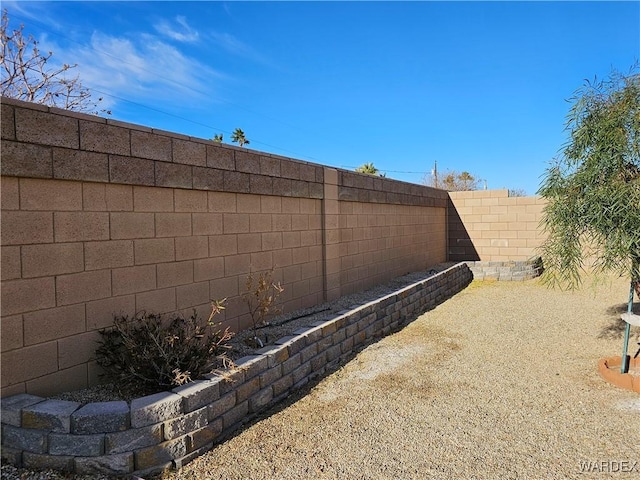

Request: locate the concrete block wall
(0, 263), (472, 477)
(0, 97), (448, 398)
(447, 189), (546, 262)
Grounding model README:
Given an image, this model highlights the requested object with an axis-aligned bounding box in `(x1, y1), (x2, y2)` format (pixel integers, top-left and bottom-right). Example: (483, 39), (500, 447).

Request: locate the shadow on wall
(447, 199), (480, 262)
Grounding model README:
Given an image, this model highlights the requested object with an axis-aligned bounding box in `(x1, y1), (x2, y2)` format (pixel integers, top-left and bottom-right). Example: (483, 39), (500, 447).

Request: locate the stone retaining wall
(465, 258), (543, 281)
(1, 263), (472, 477)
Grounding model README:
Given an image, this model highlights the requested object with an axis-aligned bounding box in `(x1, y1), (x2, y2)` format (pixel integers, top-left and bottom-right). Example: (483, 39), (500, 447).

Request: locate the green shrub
(96, 301), (233, 394)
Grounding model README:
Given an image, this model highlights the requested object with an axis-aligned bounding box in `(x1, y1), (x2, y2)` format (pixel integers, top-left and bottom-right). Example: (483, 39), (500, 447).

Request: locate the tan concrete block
(136, 287), (177, 315)
(52, 148), (109, 182)
(157, 260), (194, 288)
(23, 304), (86, 346)
(209, 276), (239, 300)
(86, 295), (136, 330)
(249, 251), (273, 272)
(192, 166), (224, 190)
(1, 176), (19, 209)
(109, 155), (155, 186)
(208, 192), (237, 213)
(262, 232), (283, 250)
(193, 257), (224, 282)
(131, 130), (171, 161)
(134, 238), (175, 265)
(292, 247), (310, 265)
(517, 213), (537, 223)
(1, 102), (15, 140)
(223, 170), (250, 193)
(83, 183), (133, 212)
(300, 230), (318, 247)
(1, 211), (53, 245)
(2, 277), (55, 316)
(175, 236), (209, 261)
(249, 214), (272, 233)
(209, 234), (238, 257)
(0, 140), (53, 178)
(58, 331), (101, 369)
(1, 246), (21, 280)
(273, 214), (292, 231)
(281, 197), (300, 213)
(309, 245), (322, 262)
(206, 143), (235, 170)
(282, 231), (301, 248)
(155, 161), (193, 189)
(235, 150), (261, 174)
(16, 108), (79, 148)
(106, 184), (134, 210)
(237, 233), (262, 254)
(110, 212), (154, 239)
(80, 120), (130, 155)
(224, 253), (251, 276)
(236, 194), (261, 213)
(173, 138), (206, 166)
(155, 213), (192, 237)
(133, 186), (174, 212)
(1, 341), (58, 388)
(176, 282), (210, 310)
(111, 265), (156, 296)
(1, 314), (24, 351)
(260, 196), (281, 213)
(84, 240), (134, 270)
(26, 364), (88, 397)
(283, 264), (301, 284)
(272, 248), (292, 268)
(54, 212), (109, 242)
(22, 243), (84, 278)
(174, 189), (207, 212)
(299, 198), (317, 214)
(192, 213), (223, 236)
(223, 213), (250, 234)
(56, 270), (111, 306)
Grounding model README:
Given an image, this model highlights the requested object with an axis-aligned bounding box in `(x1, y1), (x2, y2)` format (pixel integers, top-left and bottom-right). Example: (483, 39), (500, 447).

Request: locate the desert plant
(96, 300), (233, 394)
(243, 270), (284, 348)
(538, 64), (639, 372)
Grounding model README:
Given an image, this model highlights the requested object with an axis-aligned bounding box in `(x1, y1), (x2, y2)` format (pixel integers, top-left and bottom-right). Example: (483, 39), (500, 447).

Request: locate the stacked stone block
(1, 263), (472, 477)
(465, 258), (543, 281)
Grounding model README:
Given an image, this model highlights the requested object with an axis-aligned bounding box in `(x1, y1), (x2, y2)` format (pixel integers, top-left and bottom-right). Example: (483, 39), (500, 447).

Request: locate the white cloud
(154, 15), (199, 43)
(39, 29), (227, 111)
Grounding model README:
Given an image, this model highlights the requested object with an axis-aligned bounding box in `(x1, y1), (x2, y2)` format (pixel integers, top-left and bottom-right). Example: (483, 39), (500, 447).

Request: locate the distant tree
(424, 169), (481, 191)
(212, 133), (223, 143)
(508, 188), (527, 197)
(355, 162), (381, 175)
(0, 9), (107, 114)
(231, 128), (249, 147)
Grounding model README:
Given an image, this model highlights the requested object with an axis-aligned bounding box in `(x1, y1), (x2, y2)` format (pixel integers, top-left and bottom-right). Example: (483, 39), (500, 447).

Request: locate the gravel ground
(3, 274), (639, 480)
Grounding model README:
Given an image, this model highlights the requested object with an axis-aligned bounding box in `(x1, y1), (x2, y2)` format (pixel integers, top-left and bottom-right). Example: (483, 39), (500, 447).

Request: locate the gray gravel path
(156, 276), (639, 480)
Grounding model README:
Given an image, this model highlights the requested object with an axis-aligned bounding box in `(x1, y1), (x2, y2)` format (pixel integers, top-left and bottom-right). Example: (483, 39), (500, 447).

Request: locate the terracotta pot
(598, 356), (640, 393)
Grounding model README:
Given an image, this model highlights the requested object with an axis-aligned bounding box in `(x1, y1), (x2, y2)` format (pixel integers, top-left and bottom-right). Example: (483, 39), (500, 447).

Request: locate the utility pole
(431, 160), (438, 188)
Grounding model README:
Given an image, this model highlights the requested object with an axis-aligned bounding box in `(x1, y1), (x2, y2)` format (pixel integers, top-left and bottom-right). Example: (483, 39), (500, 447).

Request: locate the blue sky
(4, 1), (639, 195)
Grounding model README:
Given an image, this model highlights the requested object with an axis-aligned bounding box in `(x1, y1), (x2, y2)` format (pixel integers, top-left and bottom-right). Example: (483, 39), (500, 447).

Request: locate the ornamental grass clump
(96, 300), (233, 394)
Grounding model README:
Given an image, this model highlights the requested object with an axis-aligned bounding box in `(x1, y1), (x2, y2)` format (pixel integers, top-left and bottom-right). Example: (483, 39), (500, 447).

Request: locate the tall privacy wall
(447, 190), (546, 262)
(0, 97), (448, 397)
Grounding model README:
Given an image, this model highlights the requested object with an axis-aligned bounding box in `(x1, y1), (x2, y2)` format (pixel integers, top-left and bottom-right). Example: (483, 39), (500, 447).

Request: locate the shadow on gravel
(599, 301), (640, 340)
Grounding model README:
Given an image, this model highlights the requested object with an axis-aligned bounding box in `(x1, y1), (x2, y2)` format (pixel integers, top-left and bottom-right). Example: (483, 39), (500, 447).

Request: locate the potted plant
(538, 65), (640, 383)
